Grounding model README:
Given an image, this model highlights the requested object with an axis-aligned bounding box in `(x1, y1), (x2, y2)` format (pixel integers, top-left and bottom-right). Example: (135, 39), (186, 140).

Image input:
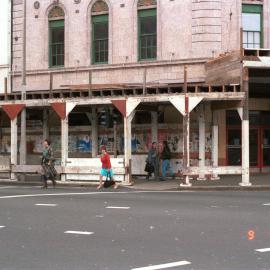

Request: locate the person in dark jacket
(146, 142), (159, 180)
(41, 139), (57, 188)
(160, 141), (174, 181)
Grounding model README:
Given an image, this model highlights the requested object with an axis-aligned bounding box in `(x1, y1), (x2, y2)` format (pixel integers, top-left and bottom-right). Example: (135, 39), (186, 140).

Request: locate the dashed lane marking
(131, 260), (191, 270)
(106, 206), (130, 209)
(35, 204), (58, 206)
(64, 231), (94, 235)
(255, 247), (270, 253)
(262, 203), (270, 206)
(0, 226), (6, 229)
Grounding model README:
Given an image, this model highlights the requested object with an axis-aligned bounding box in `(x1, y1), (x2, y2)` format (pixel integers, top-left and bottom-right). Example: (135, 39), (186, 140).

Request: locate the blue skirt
(100, 168), (114, 177)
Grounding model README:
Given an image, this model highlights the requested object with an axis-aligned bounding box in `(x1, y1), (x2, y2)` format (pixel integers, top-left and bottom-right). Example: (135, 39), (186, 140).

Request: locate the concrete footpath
(0, 174), (270, 191)
(130, 174), (270, 191)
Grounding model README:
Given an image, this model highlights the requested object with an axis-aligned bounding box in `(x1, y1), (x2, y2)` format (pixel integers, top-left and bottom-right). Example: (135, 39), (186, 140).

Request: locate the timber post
(197, 103), (206, 181)
(210, 110), (220, 180)
(181, 66), (192, 186)
(239, 67), (251, 186)
(151, 111), (158, 143)
(61, 117), (68, 181)
(112, 98), (140, 185)
(91, 106), (98, 157)
(10, 117), (18, 180)
(42, 108), (49, 140)
(51, 102), (77, 181)
(2, 104), (25, 181)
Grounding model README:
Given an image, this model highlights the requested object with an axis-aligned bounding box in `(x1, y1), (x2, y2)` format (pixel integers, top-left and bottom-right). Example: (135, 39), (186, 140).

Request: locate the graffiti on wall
(0, 127), (213, 155)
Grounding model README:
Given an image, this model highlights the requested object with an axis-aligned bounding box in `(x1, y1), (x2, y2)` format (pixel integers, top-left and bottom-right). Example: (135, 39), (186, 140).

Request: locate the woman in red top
(97, 146), (118, 189)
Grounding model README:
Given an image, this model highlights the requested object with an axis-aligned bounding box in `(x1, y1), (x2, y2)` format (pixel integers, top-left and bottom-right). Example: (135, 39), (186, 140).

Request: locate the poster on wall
(158, 130), (182, 153)
(99, 134), (114, 153)
(33, 135), (43, 153)
(117, 130), (151, 153)
(131, 131), (151, 153)
(2, 136), (10, 153)
(77, 135), (91, 152)
(50, 135), (61, 152)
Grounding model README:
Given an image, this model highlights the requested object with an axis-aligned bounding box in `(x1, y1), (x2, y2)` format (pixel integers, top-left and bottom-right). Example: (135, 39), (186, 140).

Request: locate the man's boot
(52, 179), (56, 188)
(41, 176), (47, 189)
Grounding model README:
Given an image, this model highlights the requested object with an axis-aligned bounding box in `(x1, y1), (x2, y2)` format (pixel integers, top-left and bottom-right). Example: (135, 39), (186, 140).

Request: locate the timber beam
(211, 100), (242, 111)
(0, 92), (245, 108)
(0, 84), (241, 103)
(183, 166), (242, 176)
(12, 165), (125, 175)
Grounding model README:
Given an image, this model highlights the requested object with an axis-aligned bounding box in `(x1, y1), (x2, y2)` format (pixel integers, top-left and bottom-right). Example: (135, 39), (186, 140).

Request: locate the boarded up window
(91, 0), (109, 13)
(138, 0), (157, 7)
(48, 6), (65, 19)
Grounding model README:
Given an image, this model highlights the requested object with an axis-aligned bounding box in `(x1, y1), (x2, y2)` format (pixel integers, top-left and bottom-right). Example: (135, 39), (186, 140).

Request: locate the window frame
(138, 8), (157, 61)
(242, 4), (263, 49)
(92, 14), (109, 65)
(49, 20), (65, 68)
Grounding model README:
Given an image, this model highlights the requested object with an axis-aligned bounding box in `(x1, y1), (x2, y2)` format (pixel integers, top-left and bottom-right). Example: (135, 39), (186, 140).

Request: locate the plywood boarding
(205, 51), (241, 85)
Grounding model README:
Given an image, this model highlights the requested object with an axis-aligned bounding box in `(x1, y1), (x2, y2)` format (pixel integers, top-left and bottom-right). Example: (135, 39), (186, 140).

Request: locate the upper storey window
(138, 0), (157, 61)
(91, 1), (109, 64)
(242, 4), (263, 49)
(48, 6), (65, 67)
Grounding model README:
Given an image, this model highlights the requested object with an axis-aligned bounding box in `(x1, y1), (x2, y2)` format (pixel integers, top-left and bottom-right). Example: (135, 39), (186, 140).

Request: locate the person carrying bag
(97, 146), (118, 189)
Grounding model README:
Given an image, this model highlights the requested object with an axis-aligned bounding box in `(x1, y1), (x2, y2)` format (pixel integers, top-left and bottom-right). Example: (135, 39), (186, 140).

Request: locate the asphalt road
(0, 185), (269, 270)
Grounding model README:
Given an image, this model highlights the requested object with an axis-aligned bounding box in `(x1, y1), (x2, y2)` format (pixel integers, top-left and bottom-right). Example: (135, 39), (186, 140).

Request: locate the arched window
(138, 0), (157, 60)
(91, 1), (109, 64)
(138, 0), (157, 8)
(48, 6), (65, 67)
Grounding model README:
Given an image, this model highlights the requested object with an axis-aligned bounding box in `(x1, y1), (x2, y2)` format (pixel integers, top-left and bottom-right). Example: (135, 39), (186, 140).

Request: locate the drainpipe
(10, 0), (13, 92)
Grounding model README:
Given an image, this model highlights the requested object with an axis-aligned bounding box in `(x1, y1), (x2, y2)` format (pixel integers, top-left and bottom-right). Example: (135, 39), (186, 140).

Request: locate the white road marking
(131, 260), (191, 270)
(35, 204), (57, 207)
(0, 226), (6, 229)
(255, 247), (270, 253)
(0, 186), (15, 189)
(0, 191), (193, 200)
(64, 231), (94, 235)
(106, 206), (130, 209)
(262, 203), (270, 206)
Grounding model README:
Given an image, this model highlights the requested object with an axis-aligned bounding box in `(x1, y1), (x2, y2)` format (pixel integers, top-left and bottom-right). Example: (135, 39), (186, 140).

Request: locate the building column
(91, 106), (98, 157)
(43, 109), (49, 140)
(151, 111), (158, 143)
(240, 67), (251, 186)
(211, 110), (220, 180)
(61, 117), (68, 181)
(197, 104), (206, 180)
(10, 117), (18, 180)
(124, 111), (135, 185)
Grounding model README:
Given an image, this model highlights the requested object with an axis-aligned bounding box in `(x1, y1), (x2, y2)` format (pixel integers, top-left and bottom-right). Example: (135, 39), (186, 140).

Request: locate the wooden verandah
(2, 48), (269, 186)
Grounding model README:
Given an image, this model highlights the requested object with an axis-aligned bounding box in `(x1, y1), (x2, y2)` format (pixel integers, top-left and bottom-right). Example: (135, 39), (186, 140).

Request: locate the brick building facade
(0, 0), (269, 185)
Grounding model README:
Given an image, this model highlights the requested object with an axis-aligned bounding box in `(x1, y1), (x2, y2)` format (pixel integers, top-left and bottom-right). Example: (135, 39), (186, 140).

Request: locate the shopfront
(227, 110), (270, 171)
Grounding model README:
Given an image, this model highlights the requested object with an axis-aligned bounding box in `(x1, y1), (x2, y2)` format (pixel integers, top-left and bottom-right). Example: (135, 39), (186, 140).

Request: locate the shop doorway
(226, 111), (270, 172)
